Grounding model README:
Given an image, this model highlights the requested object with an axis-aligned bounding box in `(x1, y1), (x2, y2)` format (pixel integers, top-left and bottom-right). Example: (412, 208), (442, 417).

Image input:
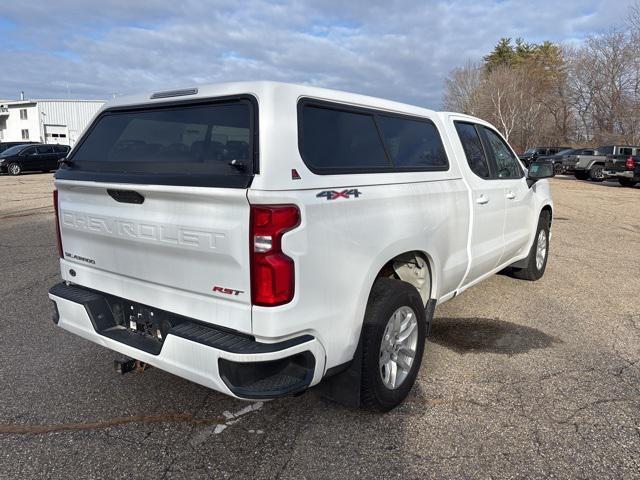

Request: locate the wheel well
(541, 205), (553, 226)
(373, 251), (432, 306)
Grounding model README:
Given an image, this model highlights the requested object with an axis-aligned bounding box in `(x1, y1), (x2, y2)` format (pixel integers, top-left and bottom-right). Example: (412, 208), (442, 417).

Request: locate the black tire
(553, 163), (563, 175)
(618, 178), (638, 188)
(8, 163), (21, 176)
(361, 278), (427, 412)
(588, 165), (605, 182)
(574, 171), (589, 180)
(512, 211), (551, 281)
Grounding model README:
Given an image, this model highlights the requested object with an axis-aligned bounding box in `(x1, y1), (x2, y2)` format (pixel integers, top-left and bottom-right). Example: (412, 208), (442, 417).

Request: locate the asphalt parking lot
(0, 173), (638, 479)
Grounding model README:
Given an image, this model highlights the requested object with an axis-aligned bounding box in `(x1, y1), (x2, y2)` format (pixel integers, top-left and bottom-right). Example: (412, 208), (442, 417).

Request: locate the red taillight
(626, 156), (636, 171)
(250, 205), (300, 307)
(53, 190), (63, 258)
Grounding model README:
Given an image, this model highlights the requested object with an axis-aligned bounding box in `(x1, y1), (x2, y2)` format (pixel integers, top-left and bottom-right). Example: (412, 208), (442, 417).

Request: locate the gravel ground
(0, 173), (638, 479)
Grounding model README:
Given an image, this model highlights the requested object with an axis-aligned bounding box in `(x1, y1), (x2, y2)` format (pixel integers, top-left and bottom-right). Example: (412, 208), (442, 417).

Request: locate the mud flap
(317, 298), (436, 408)
(316, 334), (364, 409)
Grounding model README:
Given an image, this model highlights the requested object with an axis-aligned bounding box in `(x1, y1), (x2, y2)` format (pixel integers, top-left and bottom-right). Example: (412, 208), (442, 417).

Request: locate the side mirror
(527, 160), (555, 187)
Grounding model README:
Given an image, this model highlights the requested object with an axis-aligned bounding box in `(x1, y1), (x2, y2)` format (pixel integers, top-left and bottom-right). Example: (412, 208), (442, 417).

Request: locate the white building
(0, 98), (104, 146)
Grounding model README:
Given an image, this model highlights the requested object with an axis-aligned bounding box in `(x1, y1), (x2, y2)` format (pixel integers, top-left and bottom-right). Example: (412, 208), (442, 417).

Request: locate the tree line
(442, 4), (640, 153)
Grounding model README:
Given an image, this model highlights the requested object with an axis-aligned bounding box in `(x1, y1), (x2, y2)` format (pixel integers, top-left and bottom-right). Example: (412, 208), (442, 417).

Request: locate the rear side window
(454, 122), (490, 178)
(37, 145), (54, 154)
(619, 147), (633, 156)
(62, 98), (256, 188)
(300, 105), (388, 170)
(299, 100), (448, 173)
(377, 116), (447, 168)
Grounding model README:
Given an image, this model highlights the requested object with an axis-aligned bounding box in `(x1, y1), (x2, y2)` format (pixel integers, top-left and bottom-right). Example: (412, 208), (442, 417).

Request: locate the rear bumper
(49, 282), (325, 399)
(606, 170), (637, 179)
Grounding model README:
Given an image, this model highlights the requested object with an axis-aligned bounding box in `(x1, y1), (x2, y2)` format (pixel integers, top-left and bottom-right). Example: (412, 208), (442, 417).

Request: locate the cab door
(452, 121), (506, 286)
(20, 145), (39, 170)
(479, 127), (535, 264)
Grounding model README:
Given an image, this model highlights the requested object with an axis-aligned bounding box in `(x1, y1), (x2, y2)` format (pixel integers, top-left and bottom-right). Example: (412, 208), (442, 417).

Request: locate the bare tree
(442, 61), (483, 115)
(442, 12), (640, 152)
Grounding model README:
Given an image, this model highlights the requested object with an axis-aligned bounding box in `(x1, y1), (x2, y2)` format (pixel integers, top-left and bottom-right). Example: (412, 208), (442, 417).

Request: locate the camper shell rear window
(57, 96), (257, 188)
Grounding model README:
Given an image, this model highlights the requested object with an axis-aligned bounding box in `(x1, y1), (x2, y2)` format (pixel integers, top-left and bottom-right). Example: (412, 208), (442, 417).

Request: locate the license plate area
(121, 302), (166, 341)
(88, 297), (180, 355)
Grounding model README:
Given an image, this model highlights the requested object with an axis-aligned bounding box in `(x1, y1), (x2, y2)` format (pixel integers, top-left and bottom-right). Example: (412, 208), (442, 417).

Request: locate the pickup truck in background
(538, 148), (584, 174)
(562, 145), (639, 181)
(47, 81), (555, 411)
(604, 155), (640, 187)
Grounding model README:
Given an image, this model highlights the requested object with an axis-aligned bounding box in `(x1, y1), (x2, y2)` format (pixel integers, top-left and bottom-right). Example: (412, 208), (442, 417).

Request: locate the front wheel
(360, 278), (427, 412)
(512, 211), (551, 281)
(8, 163), (21, 176)
(618, 178), (638, 188)
(589, 165), (605, 182)
(553, 163), (563, 175)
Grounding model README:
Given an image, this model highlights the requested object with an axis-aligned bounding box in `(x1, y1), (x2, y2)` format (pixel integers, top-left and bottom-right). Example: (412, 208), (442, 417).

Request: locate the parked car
(562, 145), (639, 181)
(47, 82), (554, 412)
(519, 147), (571, 168)
(0, 143), (70, 175)
(537, 148), (581, 174)
(0, 141), (36, 154)
(604, 154), (640, 187)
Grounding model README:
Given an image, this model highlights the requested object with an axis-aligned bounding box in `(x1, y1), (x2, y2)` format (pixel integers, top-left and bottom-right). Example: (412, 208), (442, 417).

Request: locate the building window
(21, 129), (29, 139)
(20, 109), (28, 120)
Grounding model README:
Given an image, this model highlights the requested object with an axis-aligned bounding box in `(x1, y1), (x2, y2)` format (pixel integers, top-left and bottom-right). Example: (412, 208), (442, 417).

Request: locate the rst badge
(316, 189), (362, 201)
(212, 286), (244, 296)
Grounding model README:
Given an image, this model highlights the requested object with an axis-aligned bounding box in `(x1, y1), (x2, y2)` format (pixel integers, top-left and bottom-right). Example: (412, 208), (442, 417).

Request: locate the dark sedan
(0, 143), (70, 175)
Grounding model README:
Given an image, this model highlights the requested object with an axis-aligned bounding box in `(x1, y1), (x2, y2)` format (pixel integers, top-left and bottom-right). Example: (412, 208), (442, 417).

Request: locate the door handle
(506, 191), (516, 200)
(476, 194), (489, 205)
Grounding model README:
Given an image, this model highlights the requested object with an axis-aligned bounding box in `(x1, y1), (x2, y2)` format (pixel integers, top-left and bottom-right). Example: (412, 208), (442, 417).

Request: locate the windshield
(66, 99), (255, 187)
(523, 148), (536, 155)
(0, 145), (26, 157)
(557, 149), (574, 156)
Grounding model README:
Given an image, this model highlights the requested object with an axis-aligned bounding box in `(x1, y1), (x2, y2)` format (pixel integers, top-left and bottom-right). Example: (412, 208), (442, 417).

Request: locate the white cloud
(0, 0), (635, 107)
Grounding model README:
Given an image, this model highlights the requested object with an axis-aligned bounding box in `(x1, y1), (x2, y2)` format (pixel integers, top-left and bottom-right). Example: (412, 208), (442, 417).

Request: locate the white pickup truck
(48, 82), (554, 411)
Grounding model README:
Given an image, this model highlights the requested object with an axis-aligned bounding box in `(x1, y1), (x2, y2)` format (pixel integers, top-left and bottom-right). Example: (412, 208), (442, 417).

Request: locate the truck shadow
(429, 317), (559, 355)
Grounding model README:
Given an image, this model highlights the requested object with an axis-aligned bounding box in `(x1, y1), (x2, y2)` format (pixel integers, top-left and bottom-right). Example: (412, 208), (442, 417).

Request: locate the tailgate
(605, 156), (627, 172)
(53, 95), (257, 333)
(57, 181), (252, 332)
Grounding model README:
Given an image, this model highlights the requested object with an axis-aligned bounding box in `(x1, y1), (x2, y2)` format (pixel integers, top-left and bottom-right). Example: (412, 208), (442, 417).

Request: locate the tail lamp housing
(53, 190), (63, 258)
(626, 156), (636, 171)
(250, 205), (300, 306)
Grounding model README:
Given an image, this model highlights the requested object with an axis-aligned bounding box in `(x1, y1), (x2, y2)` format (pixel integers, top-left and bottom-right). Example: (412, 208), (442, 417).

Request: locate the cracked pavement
(0, 173), (638, 479)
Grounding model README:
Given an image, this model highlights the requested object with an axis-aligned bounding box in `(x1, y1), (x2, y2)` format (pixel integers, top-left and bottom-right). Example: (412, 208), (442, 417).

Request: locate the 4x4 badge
(316, 189), (362, 201)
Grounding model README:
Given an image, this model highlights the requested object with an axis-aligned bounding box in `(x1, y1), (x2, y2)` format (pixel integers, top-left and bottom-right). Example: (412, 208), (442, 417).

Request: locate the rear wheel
(512, 211), (551, 281)
(553, 163), (563, 175)
(589, 165), (605, 182)
(361, 278), (427, 412)
(8, 163), (21, 176)
(574, 171), (589, 180)
(618, 178), (638, 188)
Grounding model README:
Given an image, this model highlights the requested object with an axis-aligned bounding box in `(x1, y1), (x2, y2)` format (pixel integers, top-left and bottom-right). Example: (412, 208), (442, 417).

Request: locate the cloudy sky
(0, 0), (635, 108)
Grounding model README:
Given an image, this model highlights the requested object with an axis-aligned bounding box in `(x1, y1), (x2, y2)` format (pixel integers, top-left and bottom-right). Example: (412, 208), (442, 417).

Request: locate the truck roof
(103, 80), (443, 119)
